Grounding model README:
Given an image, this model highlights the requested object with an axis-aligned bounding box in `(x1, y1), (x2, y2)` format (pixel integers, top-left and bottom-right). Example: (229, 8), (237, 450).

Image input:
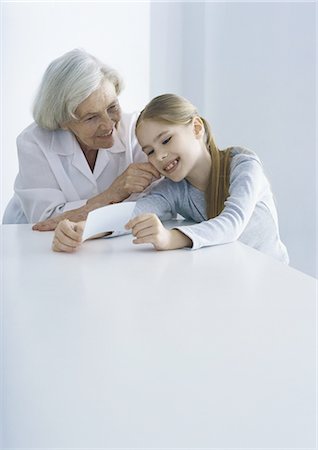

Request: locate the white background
(1, 1), (316, 277)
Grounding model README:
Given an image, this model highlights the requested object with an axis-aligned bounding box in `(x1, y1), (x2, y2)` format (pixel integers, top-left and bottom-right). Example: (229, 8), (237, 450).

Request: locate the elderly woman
(2, 49), (160, 229)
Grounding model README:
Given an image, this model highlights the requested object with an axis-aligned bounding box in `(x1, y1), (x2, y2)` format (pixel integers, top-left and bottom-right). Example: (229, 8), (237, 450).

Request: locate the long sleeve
(173, 156), (268, 250)
(13, 127), (86, 223)
(126, 148), (288, 262)
(133, 179), (177, 221)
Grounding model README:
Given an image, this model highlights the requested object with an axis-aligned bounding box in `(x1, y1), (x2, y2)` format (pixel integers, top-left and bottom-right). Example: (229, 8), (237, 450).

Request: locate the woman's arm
(33, 162), (160, 230)
(13, 123), (159, 230)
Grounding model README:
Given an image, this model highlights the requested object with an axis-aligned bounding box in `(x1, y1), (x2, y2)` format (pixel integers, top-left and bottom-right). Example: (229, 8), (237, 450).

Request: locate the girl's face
(63, 79), (121, 152)
(136, 118), (210, 185)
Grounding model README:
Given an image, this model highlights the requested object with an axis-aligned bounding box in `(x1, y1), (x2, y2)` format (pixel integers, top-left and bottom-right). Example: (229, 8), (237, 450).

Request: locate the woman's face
(63, 79), (121, 151)
(136, 118), (208, 184)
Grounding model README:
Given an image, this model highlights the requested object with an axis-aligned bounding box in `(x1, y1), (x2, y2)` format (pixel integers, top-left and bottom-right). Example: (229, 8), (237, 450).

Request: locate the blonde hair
(33, 48), (123, 130)
(137, 94), (232, 219)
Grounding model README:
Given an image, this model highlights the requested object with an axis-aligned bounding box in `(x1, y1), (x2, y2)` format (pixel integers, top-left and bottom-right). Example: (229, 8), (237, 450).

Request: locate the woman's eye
(108, 104), (119, 112)
(162, 136), (171, 145)
(85, 116), (95, 122)
(147, 149), (154, 156)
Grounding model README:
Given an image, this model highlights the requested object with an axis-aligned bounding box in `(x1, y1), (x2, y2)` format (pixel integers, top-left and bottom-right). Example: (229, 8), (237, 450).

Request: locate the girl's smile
(163, 157), (180, 174)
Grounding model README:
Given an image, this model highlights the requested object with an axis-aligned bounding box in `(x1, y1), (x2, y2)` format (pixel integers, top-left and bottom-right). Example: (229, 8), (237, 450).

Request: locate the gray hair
(33, 48), (123, 130)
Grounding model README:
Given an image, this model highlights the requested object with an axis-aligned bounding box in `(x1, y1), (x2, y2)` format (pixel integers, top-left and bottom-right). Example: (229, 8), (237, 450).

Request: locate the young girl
(52, 94), (289, 263)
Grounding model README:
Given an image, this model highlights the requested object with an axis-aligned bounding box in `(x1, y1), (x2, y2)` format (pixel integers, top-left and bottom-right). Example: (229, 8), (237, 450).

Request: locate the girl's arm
(173, 157), (268, 249)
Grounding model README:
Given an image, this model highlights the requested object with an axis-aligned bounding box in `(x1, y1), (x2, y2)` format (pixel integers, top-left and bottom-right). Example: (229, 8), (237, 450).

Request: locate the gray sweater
(134, 147), (289, 264)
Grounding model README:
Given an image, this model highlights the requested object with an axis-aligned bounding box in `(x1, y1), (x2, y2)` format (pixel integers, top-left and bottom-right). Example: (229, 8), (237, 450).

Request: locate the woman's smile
(95, 128), (114, 147)
(97, 128), (113, 138)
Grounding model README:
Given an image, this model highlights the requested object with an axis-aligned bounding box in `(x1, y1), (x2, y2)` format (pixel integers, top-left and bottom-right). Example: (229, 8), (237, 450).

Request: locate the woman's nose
(99, 112), (113, 129)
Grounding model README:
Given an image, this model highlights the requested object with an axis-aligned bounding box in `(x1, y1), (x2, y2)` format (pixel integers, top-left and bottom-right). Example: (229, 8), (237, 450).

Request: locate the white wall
(150, 2), (316, 278)
(1, 1), (150, 218)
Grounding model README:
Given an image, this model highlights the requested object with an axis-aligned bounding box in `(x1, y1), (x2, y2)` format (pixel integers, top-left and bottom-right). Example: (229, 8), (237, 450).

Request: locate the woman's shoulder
(17, 122), (74, 155)
(17, 122), (67, 143)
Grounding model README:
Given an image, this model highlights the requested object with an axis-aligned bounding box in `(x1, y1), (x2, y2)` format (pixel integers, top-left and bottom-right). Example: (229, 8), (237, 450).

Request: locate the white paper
(82, 202), (136, 241)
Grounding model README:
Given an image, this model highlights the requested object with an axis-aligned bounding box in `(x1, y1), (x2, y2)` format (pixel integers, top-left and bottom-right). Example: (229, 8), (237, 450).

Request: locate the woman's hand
(125, 214), (192, 250)
(109, 162), (161, 202)
(33, 205), (90, 231)
(88, 162), (161, 207)
(52, 219), (85, 252)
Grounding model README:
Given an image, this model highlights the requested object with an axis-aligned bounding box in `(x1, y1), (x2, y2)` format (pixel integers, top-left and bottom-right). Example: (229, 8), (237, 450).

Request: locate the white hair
(32, 48), (123, 130)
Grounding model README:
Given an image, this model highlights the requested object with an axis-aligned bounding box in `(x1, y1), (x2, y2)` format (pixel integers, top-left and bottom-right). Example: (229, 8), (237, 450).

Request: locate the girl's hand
(52, 219), (85, 253)
(125, 214), (192, 251)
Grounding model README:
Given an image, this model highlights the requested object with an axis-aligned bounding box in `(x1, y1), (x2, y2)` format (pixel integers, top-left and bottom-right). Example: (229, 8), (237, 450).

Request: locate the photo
(1, 1), (316, 449)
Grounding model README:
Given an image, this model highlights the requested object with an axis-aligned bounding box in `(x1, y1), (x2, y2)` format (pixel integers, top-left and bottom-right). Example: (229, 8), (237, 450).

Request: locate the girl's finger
(132, 219), (156, 237)
(132, 235), (157, 246)
(59, 220), (82, 241)
(133, 221), (157, 238)
(52, 235), (79, 253)
(126, 214), (155, 230)
(54, 229), (81, 248)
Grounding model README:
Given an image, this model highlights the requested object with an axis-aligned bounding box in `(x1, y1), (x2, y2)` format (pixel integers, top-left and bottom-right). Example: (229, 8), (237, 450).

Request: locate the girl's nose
(157, 151), (168, 161)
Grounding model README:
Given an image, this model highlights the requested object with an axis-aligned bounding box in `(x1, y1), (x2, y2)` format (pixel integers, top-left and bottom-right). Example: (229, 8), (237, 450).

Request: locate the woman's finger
(32, 219), (58, 231)
(129, 162), (160, 179)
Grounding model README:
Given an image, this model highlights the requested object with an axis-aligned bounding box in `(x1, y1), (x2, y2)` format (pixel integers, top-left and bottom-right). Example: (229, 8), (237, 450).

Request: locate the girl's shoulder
(151, 177), (187, 190)
(228, 147), (268, 189)
(229, 146), (261, 163)
(229, 146), (263, 172)
(149, 177), (188, 196)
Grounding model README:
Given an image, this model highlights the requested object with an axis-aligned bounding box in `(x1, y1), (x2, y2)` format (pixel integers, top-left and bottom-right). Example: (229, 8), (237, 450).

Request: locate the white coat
(3, 112), (148, 224)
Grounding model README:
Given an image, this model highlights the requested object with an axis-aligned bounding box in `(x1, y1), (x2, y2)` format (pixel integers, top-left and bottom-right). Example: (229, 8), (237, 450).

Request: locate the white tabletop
(1, 224), (317, 449)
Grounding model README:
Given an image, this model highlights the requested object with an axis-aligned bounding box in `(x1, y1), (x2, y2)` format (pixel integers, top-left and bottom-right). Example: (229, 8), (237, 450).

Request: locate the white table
(1, 224), (317, 449)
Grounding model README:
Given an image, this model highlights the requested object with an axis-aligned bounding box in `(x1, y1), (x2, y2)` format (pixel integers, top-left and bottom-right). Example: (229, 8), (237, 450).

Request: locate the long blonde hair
(136, 94), (232, 219)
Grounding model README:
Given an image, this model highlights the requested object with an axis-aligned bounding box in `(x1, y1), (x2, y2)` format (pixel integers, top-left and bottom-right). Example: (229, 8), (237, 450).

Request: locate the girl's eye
(162, 136), (171, 145)
(85, 116), (95, 122)
(147, 149), (154, 156)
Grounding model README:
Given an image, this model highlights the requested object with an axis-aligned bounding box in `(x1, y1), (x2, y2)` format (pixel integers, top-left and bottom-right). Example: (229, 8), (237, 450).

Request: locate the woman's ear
(192, 116), (205, 139)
